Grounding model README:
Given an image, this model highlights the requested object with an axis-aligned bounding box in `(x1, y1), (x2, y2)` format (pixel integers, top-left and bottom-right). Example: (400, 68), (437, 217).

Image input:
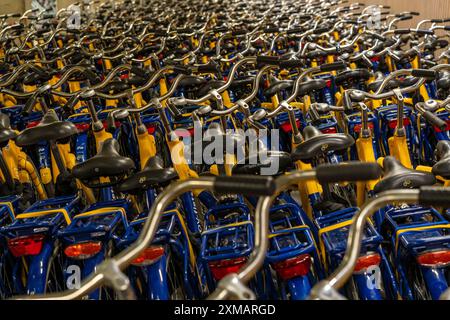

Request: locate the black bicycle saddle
(291, 126), (354, 163)
(374, 156), (436, 193)
(15, 110), (78, 147)
(117, 155), (178, 193)
(72, 138), (135, 182)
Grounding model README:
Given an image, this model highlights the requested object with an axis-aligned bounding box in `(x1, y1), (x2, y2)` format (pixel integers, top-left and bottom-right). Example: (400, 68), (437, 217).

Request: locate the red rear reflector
(353, 122), (374, 133)
(280, 120), (301, 133)
(272, 254), (311, 280)
(354, 253), (381, 272)
(102, 120), (121, 129)
(64, 242), (102, 260)
(7, 234), (45, 257)
(75, 123), (90, 132)
(321, 127), (337, 134)
(417, 250), (450, 267)
(388, 118), (410, 129)
(208, 257), (247, 281)
(131, 246), (165, 266)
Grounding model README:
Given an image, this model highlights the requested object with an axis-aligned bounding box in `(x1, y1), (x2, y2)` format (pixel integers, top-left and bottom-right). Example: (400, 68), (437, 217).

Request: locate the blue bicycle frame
(382, 205), (450, 300)
(0, 195), (80, 295)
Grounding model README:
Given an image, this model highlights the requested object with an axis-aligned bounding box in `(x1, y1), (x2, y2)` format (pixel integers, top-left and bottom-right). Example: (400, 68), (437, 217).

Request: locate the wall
(0, 0), (25, 14)
(349, 0), (450, 27)
(56, 0), (78, 10)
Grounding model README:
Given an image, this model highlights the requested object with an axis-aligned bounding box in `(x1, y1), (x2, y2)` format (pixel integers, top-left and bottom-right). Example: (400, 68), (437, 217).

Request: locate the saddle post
(49, 140), (69, 178)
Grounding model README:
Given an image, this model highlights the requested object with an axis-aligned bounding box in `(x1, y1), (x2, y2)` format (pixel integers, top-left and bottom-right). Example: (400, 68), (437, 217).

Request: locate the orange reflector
(354, 253), (381, 273)
(64, 241), (102, 260)
(417, 250), (450, 267)
(131, 246), (165, 266)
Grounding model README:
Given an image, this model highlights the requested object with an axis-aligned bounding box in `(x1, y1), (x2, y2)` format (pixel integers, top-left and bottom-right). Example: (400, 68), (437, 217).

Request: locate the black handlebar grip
(313, 26), (329, 34)
(279, 59), (303, 69)
(232, 29), (248, 36)
(299, 14), (313, 20)
(172, 65), (192, 75)
(286, 27), (303, 34)
(431, 19), (444, 23)
(264, 27), (280, 33)
(399, 15), (413, 21)
(319, 61), (347, 72)
(445, 26), (450, 31)
(36, 28), (51, 36)
(41, 14), (55, 20)
(411, 69), (437, 79)
(66, 28), (81, 34)
(176, 28), (194, 34)
(416, 29), (434, 35)
(421, 111), (447, 131)
(256, 56), (280, 66)
(197, 62), (220, 74)
(444, 18), (450, 22)
(345, 19), (359, 25)
(419, 187), (450, 207)
(153, 30), (168, 37)
(130, 66), (148, 78)
(372, 34), (386, 42)
(394, 28), (410, 35)
(410, 12), (420, 16)
(9, 13), (21, 18)
(11, 24), (24, 31)
(214, 175), (276, 196)
(316, 162), (382, 184)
